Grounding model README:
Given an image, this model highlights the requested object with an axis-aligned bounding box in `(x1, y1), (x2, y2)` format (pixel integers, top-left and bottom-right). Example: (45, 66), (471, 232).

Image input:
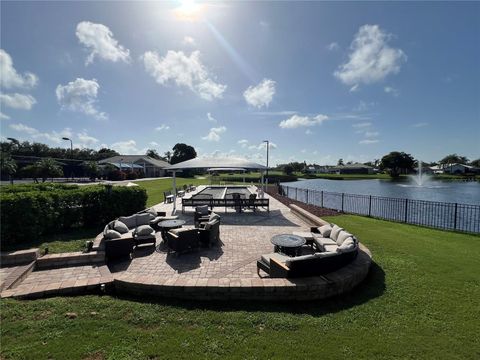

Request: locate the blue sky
(1, 1), (479, 165)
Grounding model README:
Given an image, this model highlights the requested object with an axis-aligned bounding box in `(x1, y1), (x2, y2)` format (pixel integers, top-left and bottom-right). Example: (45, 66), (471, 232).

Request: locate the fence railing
(279, 185), (480, 234)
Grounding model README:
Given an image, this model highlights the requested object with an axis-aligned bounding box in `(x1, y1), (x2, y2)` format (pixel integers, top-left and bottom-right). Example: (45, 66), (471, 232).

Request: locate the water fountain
(412, 160), (428, 186)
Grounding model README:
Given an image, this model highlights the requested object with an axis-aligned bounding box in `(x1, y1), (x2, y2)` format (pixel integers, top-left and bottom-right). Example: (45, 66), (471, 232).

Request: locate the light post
(62, 137), (73, 180)
(263, 140), (270, 196)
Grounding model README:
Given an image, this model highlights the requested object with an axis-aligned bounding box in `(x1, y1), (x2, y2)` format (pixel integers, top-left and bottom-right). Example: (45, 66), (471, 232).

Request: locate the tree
(146, 149), (161, 159)
(337, 158), (344, 166)
(170, 143), (197, 165)
(36, 158), (64, 182)
(19, 164), (40, 183)
(470, 158), (480, 168)
(379, 151), (415, 177)
(164, 151), (172, 163)
(283, 164), (294, 175)
(0, 152), (17, 184)
(82, 161), (100, 181)
(439, 154), (469, 169)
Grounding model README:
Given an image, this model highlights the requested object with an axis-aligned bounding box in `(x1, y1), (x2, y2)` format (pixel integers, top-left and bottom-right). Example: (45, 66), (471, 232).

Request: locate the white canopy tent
(164, 157), (267, 213)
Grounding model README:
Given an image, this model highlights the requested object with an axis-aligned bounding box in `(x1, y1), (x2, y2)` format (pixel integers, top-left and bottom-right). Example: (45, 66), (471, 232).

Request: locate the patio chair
(164, 191), (174, 203)
(177, 187), (186, 197)
(194, 205), (211, 227)
(198, 218), (220, 247)
(164, 228), (200, 255)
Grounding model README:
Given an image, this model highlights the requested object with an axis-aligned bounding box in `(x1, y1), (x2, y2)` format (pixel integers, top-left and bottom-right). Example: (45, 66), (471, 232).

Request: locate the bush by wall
(1, 183), (80, 194)
(0, 184), (147, 245)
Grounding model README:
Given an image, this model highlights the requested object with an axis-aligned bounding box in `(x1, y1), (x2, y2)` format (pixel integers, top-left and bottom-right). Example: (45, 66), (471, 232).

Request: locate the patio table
(158, 219), (186, 242)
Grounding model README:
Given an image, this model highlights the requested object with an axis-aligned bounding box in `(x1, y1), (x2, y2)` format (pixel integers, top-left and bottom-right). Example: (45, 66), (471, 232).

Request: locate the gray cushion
(136, 213), (153, 226)
(336, 231), (353, 246)
(318, 224), (332, 237)
(146, 207), (157, 216)
(118, 215), (136, 228)
(261, 253), (289, 265)
(314, 236), (337, 247)
(104, 229), (121, 239)
(114, 220), (129, 234)
(135, 224), (154, 237)
(196, 205), (209, 215)
(330, 224), (344, 241)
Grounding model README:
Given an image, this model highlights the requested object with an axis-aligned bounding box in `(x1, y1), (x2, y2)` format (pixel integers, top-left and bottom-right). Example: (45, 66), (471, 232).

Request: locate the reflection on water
(284, 179), (480, 205)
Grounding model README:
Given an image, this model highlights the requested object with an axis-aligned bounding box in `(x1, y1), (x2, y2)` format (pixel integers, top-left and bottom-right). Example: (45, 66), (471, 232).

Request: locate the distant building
(330, 163), (374, 175)
(98, 155), (169, 177)
(442, 163), (479, 174)
(430, 165), (444, 174)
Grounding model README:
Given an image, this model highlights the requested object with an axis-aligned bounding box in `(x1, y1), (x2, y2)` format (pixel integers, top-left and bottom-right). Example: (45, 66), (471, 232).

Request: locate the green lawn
(2, 215), (479, 359)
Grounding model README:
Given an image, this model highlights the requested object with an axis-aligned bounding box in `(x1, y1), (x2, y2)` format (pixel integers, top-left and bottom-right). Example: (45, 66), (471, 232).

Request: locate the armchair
(164, 228), (200, 255)
(198, 219), (220, 247)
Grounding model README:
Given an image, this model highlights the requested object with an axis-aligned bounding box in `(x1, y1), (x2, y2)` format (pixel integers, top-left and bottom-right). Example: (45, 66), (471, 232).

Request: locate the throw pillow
(209, 212), (221, 222)
(104, 229), (121, 239)
(330, 224), (344, 241)
(338, 237), (356, 252)
(135, 224), (154, 237)
(196, 205), (209, 215)
(336, 231), (353, 246)
(114, 220), (129, 234)
(319, 224), (332, 237)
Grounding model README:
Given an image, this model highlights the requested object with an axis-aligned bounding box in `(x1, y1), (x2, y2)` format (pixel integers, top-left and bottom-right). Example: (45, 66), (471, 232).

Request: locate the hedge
(0, 185), (147, 245)
(1, 183), (80, 194)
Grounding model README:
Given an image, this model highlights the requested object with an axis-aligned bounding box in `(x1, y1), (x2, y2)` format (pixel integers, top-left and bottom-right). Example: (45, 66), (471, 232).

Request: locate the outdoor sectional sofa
(102, 208), (176, 260)
(257, 224), (358, 278)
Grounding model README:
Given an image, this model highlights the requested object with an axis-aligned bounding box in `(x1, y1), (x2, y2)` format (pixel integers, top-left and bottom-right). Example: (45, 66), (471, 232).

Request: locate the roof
(207, 167), (246, 172)
(332, 163), (373, 170)
(165, 157), (266, 171)
(102, 162), (144, 169)
(98, 155), (169, 168)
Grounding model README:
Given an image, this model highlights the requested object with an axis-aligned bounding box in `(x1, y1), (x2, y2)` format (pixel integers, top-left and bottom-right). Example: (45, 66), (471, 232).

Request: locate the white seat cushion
(135, 224), (154, 237)
(113, 220), (129, 234)
(323, 244), (339, 253)
(338, 237), (356, 252)
(313, 235), (337, 246)
(104, 229), (121, 239)
(261, 253), (289, 265)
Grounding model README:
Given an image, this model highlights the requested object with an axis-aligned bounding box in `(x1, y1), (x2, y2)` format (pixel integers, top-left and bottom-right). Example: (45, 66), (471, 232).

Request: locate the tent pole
(172, 171), (177, 215)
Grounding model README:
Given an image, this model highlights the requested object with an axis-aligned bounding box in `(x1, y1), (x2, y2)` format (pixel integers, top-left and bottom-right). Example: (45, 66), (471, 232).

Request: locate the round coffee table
(271, 234), (306, 257)
(158, 219), (186, 242)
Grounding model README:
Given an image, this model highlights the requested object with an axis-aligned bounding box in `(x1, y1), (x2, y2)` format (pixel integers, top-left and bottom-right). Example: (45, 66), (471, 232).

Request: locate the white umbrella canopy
(165, 157), (266, 171)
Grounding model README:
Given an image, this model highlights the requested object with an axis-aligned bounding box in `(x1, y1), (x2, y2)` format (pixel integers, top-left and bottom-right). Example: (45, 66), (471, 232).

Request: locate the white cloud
(305, 129), (313, 135)
(202, 126), (226, 142)
(301, 149), (307, 153)
(76, 21), (130, 65)
(253, 110), (296, 116)
(183, 36), (196, 46)
(279, 114), (328, 129)
(0, 93), (37, 110)
(77, 131), (99, 146)
(364, 131), (379, 138)
(149, 141), (159, 146)
(327, 42), (339, 51)
(155, 124), (170, 131)
(0, 49), (38, 89)
(334, 24), (406, 86)
(0, 93), (36, 110)
(359, 139), (380, 145)
(412, 122), (429, 128)
(142, 50), (226, 101)
(238, 139), (249, 148)
(110, 140), (141, 154)
(56, 78), (107, 120)
(207, 112), (217, 122)
(349, 84), (359, 92)
(243, 78), (276, 108)
(384, 86), (400, 97)
(352, 122), (372, 128)
(248, 142), (277, 150)
(0, 112), (10, 120)
(259, 21), (269, 28)
(9, 123), (74, 144)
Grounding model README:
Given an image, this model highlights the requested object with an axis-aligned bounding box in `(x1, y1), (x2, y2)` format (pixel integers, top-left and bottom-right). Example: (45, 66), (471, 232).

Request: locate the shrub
(107, 170), (126, 181)
(125, 170), (138, 180)
(0, 185), (147, 245)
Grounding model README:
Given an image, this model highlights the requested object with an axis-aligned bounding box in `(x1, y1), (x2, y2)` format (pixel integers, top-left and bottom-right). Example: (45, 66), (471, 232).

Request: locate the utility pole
(62, 137), (73, 180)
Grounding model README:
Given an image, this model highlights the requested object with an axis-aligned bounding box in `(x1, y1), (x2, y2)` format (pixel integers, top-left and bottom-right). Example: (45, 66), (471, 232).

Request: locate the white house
(443, 163), (479, 174)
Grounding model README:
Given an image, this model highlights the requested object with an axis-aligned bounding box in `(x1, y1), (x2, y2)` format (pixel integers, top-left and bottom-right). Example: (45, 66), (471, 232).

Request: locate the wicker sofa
(257, 223), (358, 278)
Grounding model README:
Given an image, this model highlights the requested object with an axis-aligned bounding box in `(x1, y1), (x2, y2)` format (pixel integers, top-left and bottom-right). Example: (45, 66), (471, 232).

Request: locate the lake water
(283, 178), (480, 205)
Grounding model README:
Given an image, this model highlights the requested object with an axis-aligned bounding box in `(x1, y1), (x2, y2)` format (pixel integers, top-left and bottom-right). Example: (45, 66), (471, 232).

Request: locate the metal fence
(279, 185), (480, 234)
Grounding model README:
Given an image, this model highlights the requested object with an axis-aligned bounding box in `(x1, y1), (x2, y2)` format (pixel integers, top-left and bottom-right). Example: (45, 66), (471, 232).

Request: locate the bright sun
(174, 0), (204, 21)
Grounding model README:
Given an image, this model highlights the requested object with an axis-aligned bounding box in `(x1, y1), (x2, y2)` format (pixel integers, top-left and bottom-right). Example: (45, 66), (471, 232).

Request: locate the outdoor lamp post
(62, 137), (73, 180)
(263, 140), (269, 178)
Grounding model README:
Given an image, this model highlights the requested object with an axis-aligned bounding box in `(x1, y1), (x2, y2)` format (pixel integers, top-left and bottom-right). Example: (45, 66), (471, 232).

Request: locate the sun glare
(174, 0), (204, 21)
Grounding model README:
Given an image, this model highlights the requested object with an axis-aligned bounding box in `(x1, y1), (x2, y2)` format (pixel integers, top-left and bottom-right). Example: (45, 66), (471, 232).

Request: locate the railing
(279, 185), (480, 234)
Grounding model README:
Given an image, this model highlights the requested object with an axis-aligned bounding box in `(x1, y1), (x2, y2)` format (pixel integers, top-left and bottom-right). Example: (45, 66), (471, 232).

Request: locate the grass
(1, 215), (480, 359)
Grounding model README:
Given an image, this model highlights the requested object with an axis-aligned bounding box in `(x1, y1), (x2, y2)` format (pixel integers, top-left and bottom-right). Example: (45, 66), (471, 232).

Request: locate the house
(98, 155), (170, 177)
(330, 163), (374, 175)
(430, 165), (444, 174)
(443, 163), (479, 174)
